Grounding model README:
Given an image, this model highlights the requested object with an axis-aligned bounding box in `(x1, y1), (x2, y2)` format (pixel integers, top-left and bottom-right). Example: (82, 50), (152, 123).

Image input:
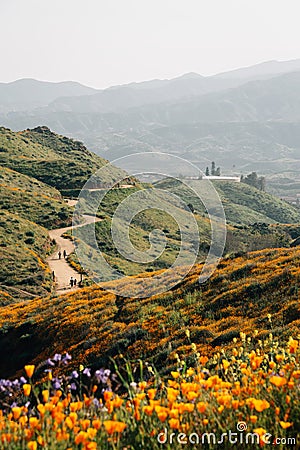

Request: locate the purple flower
(93, 398), (100, 408)
(71, 370), (79, 379)
(20, 377), (27, 384)
(52, 378), (61, 390)
(70, 383), (77, 390)
(53, 354), (62, 362)
(94, 369), (102, 383)
(95, 368), (111, 384)
(83, 368), (91, 377)
(47, 358), (55, 367)
(62, 353), (72, 364)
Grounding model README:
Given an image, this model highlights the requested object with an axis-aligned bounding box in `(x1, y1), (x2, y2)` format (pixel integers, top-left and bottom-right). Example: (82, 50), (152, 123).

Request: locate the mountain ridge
(2, 60), (300, 195)
(2, 58), (300, 115)
(0, 78), (97, 112)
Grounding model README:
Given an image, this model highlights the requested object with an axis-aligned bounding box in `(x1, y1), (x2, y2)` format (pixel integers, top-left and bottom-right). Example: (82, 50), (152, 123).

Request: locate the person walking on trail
(70, 277), (74, 287)
(63, 250), (67, 259)
(52, 271), (55, 281)
(74, 278), (77, 287)
(58, 251), (61, 260)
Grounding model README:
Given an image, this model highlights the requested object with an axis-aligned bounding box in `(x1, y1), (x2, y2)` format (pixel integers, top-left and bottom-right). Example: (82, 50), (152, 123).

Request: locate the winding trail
(48, 186), (134, 294)
(47, 214), (101, 294)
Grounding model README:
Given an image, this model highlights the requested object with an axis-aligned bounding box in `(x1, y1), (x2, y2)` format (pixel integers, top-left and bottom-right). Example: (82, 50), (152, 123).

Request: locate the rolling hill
(0, 127), (134, 301)
(155, 178), (300, 225)
(2, 125), (300, 302)
(0, 124), (299, 335)
(0, 147), (76, 300)
(0, 126), (129, 194)
(0, 120), (299, 445)
(0, 245), (299, 378)
(0, 166), (72, 228)
(65, 176), (300, 282)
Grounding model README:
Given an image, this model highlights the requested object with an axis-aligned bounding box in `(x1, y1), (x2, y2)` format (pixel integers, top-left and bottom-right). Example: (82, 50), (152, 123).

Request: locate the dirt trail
(47, 214), (101, 294)
(65, 199), (78, 207)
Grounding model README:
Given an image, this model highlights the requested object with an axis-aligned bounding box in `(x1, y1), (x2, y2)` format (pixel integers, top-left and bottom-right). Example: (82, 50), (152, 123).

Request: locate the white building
(202, 176), (241, 182)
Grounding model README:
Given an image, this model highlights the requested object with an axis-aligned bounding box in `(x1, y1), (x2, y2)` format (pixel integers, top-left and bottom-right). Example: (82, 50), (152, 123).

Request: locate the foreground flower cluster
(0, 334), (299, 449)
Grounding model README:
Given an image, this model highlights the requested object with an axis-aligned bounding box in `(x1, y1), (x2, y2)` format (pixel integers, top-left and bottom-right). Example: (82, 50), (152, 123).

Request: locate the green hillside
(0, 211), (52, 303)
(67, 186), (212, 278)
(215, 181), (300, 224)
(67, 181), (300, 280)
(2, 126), (300, 301)
(0, 166), (72, 228)
(0, 127), (138, 302)
(0, 149), (74, 301)
(0, 126), (129, 194)
(155, 178), (300, 225)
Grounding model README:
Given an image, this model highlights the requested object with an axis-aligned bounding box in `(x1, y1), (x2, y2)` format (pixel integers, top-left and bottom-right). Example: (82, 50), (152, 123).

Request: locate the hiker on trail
(63, 250), (67, 259)
(52, 271), (55, 281)
(74, 278), (77, 287)
(58, 251), (61, 259)
(70, 277), (74, 287)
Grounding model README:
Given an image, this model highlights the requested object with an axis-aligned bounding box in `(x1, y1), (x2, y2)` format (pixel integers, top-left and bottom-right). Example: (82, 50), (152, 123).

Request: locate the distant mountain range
(2, 59), (300, 193)
(0, 79), (96, 112)
(2, 59), (300, 114)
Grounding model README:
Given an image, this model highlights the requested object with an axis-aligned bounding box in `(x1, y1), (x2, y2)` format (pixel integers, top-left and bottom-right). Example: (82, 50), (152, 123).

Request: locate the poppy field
(0, 332), (299, 449)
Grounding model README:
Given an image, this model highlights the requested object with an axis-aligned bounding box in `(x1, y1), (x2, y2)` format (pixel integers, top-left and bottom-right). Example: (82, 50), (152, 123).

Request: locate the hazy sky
(1, 0), (300, 88)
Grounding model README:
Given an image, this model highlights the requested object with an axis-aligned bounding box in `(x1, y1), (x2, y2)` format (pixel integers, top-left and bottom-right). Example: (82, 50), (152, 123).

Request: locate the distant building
(202, 176), (241, 182)
(183, 175), (240, 182)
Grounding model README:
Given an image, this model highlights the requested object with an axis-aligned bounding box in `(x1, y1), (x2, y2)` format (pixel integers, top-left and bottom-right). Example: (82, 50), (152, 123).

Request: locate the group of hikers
(51, 249), (81, 289)
(58, 250), (67, 259)
(69, 276), (77, 287)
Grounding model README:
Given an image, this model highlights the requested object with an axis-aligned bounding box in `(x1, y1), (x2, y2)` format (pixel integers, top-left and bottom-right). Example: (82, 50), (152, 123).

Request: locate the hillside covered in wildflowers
(0, 128), (300, 449)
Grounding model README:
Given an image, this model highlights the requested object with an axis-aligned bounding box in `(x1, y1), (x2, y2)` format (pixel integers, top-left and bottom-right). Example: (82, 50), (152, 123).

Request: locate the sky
(1, 0), (300, 89)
